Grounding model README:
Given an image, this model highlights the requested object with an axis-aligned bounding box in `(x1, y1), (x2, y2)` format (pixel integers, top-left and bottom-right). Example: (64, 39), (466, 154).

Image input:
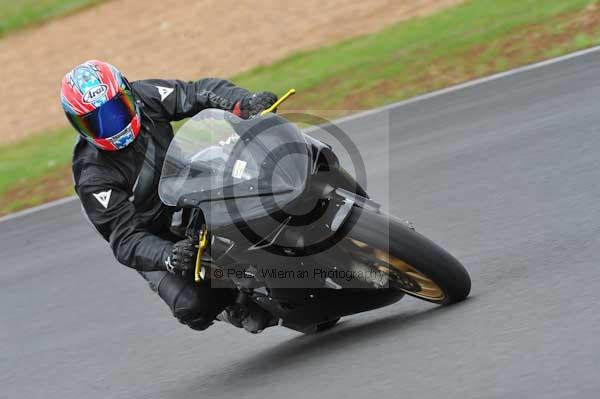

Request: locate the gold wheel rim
(350, 239), (445, 301)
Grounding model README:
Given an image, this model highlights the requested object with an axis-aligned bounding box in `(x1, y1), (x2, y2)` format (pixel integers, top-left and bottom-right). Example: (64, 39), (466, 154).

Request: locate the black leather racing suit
(72, 78), (249, 330)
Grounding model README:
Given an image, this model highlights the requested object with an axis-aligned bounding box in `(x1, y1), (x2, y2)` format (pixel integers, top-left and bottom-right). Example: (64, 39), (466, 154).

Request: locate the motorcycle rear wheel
(340, 207), (471, 305)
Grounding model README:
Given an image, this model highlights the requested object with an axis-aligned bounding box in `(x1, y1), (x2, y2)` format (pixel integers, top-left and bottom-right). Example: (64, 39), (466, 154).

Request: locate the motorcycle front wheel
(339, 207), (471, 305)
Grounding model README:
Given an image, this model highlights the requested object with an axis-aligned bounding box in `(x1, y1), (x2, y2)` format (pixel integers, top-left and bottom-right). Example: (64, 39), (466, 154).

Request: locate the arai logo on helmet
(83, 84), (108, 104)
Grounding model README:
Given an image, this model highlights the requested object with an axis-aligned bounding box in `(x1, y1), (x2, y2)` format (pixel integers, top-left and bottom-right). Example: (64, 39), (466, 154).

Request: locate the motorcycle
(158, 90), (471, 334)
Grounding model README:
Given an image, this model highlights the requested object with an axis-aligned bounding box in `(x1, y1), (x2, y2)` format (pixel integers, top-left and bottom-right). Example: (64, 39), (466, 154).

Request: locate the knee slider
(157, 274), (214, 329)
(178, 316), (214, 331)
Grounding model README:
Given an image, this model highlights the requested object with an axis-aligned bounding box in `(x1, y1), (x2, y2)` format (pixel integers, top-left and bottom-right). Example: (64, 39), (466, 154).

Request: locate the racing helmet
(60, 60), (141, 151)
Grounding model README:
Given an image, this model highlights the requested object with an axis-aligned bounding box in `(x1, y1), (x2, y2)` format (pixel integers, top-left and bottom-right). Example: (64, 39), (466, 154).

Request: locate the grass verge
(0, 0), (104, 37)
(2, 0), (600, 215)
(234, 0), (600, 108)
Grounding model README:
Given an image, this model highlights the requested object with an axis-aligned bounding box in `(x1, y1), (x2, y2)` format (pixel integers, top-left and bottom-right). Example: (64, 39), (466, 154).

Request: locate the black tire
(340, 207), (471, 305)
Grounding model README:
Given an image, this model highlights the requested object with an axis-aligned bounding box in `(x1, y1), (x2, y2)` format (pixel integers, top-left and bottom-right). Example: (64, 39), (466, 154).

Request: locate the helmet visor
(67, 91), (137, 140)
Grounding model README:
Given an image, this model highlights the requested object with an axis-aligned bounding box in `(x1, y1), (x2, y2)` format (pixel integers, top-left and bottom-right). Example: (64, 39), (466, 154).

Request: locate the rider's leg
(138, 271), (237, 331)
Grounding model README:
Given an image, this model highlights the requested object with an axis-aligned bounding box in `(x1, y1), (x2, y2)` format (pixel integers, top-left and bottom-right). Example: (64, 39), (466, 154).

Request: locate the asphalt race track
(3, 48), (600, 399)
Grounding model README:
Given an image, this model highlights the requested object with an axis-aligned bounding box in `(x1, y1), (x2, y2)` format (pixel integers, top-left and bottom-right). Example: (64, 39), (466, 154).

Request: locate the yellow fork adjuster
(194, 228), (209, 283)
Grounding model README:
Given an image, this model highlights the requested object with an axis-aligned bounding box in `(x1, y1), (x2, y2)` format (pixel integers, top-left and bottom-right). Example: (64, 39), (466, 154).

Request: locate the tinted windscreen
(159, 109), (310, 222)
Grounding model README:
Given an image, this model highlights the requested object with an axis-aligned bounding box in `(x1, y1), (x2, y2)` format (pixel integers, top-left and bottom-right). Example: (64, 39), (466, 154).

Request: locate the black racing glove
(164, 239), (198, 275)
(233, 91), (278, 119)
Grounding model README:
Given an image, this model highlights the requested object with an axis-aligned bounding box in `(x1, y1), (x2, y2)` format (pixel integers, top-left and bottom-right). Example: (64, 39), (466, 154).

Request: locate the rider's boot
(218, 302), (278, 333)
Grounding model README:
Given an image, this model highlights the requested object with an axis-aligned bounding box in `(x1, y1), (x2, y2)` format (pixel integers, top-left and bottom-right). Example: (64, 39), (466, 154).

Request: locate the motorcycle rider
(61, 60), (278, 332)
